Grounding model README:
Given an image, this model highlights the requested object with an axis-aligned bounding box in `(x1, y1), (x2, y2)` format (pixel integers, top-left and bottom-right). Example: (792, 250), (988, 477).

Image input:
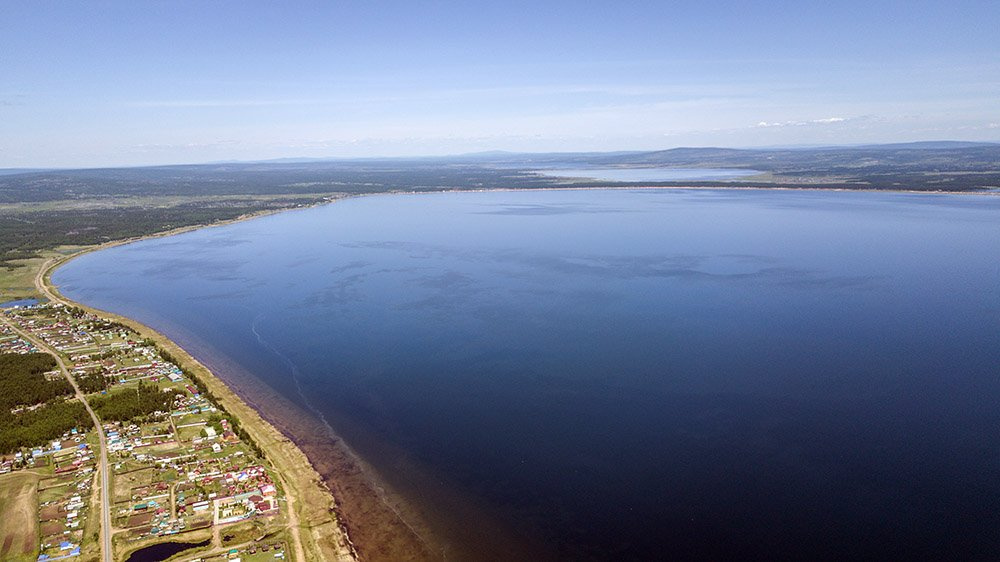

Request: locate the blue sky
(2, 1), (998, 167)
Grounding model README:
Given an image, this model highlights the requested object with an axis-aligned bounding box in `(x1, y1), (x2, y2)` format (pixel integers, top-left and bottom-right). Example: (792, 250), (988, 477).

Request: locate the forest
(90, 382), (176, 422)
(0, 197), (325, 269)
(0, 352), (92, 453)
(0, 352), (71, 409)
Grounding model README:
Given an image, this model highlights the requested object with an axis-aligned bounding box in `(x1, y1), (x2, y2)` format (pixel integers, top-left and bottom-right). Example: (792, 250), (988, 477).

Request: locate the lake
(0, 298), (40, 309)
(532, 167), (761, 182)
(54, 188), (1000, 559)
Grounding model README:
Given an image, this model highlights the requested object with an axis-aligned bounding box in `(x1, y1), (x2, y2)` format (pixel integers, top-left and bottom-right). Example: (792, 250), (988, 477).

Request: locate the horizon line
(2, 139), (998, 173)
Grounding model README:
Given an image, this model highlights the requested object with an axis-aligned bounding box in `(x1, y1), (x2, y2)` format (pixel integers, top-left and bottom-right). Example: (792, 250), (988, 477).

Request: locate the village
(0, 320), (38, 354)
(0, 302), (292, 562)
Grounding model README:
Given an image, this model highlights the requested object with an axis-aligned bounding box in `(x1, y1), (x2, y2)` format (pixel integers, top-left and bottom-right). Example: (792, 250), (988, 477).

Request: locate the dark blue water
(124, 539), (209, 562)
(55, 189), (1000, 559)
(0, 298), (39, 308)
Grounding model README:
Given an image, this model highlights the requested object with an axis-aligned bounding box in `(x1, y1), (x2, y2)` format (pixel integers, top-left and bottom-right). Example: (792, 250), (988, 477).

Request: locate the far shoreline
(38, 183), (1000, 561)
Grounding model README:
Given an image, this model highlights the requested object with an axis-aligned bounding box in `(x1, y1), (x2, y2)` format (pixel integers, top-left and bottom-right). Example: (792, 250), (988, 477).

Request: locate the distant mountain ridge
(594, 142), (1000, 172)
(1, 141), (997, 173)
(219, 141), (1000, 167)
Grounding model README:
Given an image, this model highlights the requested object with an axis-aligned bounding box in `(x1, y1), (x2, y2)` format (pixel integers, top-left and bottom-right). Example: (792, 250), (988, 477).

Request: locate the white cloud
(131, 140), (242, 152)
(125, 84), (760, 110)
(128, 100), (319, 108)
(754, 116), (849, 128)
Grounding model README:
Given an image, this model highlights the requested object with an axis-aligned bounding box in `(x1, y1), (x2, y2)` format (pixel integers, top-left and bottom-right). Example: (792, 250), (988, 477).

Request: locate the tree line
(0, 352), (92, 453)
(0, 352), (72, 410)
(90, 382), (176, 422)
(157, 348), (265, 459)
(0, 400), (93, 453)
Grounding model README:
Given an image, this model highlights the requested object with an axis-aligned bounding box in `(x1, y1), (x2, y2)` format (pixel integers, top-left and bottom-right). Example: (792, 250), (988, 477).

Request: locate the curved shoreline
(36, 202), (370, 561)
(119, 309), (448, 561)
(35, 184), (998, 561)
(40, 194), (543, 561)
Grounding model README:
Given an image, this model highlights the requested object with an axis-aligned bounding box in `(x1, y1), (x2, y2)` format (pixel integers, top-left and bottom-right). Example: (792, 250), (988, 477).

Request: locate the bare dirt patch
(127, 511), (154, 528)
(0, 471), (41, 560)
(40, 521), (65, 536)
(39, 504), (62, 521)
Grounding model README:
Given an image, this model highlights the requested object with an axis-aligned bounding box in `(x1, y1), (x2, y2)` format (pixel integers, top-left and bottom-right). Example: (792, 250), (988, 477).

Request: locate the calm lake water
(1, 297), (40, 308)
(124, 539), (210, 562)
(533, 167), (760, 182)
(56, 189), (1000, 559)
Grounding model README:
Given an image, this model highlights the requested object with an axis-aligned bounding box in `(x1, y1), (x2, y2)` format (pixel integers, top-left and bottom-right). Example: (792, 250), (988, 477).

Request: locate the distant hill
(0, 168), (57, 176)
(1, 142), (999, 202)
(854, 141), (998, 150)
(590, 143), (1000, 175)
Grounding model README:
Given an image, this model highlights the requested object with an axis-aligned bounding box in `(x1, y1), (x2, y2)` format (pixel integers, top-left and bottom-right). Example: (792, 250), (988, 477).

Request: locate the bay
(55, 188), (1000, 559)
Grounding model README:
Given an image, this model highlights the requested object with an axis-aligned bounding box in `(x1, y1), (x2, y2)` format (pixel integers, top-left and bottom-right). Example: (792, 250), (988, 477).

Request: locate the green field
(113, 354), (153, 370)
(0, 255), (49, 301)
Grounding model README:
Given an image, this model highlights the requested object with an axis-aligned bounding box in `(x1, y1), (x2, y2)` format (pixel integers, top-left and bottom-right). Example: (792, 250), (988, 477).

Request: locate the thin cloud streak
(755, 117), (849, 128)
(126, 82), (787, 109)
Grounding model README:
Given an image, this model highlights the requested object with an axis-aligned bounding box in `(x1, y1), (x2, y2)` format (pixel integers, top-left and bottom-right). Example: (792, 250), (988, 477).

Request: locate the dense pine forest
(0, 352), (92, 453)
